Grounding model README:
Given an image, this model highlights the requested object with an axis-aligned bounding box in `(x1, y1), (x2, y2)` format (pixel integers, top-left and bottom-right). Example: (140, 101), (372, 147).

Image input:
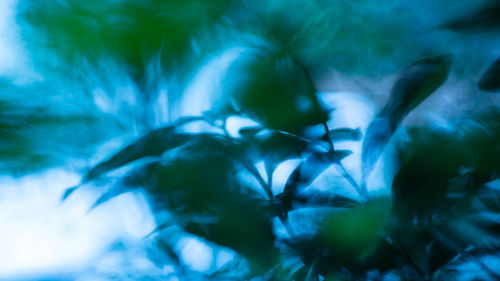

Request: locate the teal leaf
(362, 54), (452, 182)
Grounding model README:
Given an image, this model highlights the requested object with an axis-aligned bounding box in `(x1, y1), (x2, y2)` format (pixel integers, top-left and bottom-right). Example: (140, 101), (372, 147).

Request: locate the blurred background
(1, 0), (500, 280)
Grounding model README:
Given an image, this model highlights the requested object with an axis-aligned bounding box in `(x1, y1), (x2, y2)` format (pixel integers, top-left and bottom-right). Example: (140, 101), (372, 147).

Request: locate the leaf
(284, 150), (352, 194)
(478, 57), (500, 92)
(183, 204), (276, 268)
(316, 197), (391, 266)
(390, 130), (465, 219)
(115, 133), (276, 267)
(121, 134), (256, 212)
(226, 52), (328, 133)
(84, 117), (202, 181)
(360, 117), (392, 184)
(238, 126), (263, 139)
(61, 185), (79, 201)
(323, 127), (362, 142)
(155, 238), (182, 268)
(87, 185), (130, 212)
(253, 131), (318, 181)
(361, 54), (452, 181)
(278, 150), (352, 213)
(391, 111), (500, 220)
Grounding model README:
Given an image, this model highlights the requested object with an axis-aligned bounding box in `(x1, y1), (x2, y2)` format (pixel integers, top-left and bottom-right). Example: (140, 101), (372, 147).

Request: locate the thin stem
(322, 122), (335, 152)
(276, 130), (314, 145)
(244, 162), (273, 199)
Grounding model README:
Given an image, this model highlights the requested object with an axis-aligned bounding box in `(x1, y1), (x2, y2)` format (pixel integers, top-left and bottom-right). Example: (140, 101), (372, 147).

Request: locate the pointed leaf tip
(61, 185), (79, 201)
(478, 57), (500, 93)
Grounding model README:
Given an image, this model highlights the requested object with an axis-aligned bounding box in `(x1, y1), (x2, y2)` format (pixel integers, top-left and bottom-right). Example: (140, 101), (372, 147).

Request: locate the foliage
(3, 0), (500, 280)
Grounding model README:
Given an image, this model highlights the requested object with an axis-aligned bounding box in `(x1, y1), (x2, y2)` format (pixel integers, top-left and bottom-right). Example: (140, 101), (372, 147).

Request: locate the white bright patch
(0, 169), (156, 279)
(0, 0), (39, 84)
(271, 159), (303, 195)
(180, 47), (246, 117)
(176, 237), (214, 272)
(225, 116), (260, 138)
(318, 91), (395, 194)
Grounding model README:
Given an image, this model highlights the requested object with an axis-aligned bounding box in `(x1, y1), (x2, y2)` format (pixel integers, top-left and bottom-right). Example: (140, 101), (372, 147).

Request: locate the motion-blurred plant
(3, 0), (500, 280)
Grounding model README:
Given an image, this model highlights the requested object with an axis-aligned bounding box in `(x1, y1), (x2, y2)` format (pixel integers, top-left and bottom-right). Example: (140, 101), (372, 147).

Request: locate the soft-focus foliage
(2, 0), (500, 280)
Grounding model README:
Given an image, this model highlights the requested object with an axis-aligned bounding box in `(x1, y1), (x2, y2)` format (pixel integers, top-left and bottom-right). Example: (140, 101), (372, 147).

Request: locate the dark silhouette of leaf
(387, 109), (500, 279)
(255, 131), (317, 178)
(87, 185), (130, 212)
(362, 54), (453, 182)
(155, 238), (182, 268)
(121, 134), (253, 212)
(115, 133), (276, 267)
(322, 127), (362, 142)
(0, 82), (120, 175)
(478, 57), (500, 92)
(238, 126), (263, 138)
(392, 109), (500, 220)
(441, 2), (500, 33)
(61, 185), (79, 201)
(84, 117), (202, 182)
(184, 205), (276, 268)
(284, 150), (352, 194)
(277, 150), (352, 214)
(287, 198), (391, 276)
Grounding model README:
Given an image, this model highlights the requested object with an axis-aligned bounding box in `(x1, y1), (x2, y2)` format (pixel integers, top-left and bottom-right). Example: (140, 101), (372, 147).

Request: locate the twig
(323, 122), (335, 153)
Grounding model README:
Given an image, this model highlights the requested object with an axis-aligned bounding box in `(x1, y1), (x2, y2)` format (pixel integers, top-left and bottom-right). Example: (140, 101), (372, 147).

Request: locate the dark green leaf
(226, 52), (328, 133)
(391, 110), (500, 220)
(316, 197), (391, 266)
(184, 205), (276, 268)
(120, 134), (254, 212)
(478, 57), (500, 92)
